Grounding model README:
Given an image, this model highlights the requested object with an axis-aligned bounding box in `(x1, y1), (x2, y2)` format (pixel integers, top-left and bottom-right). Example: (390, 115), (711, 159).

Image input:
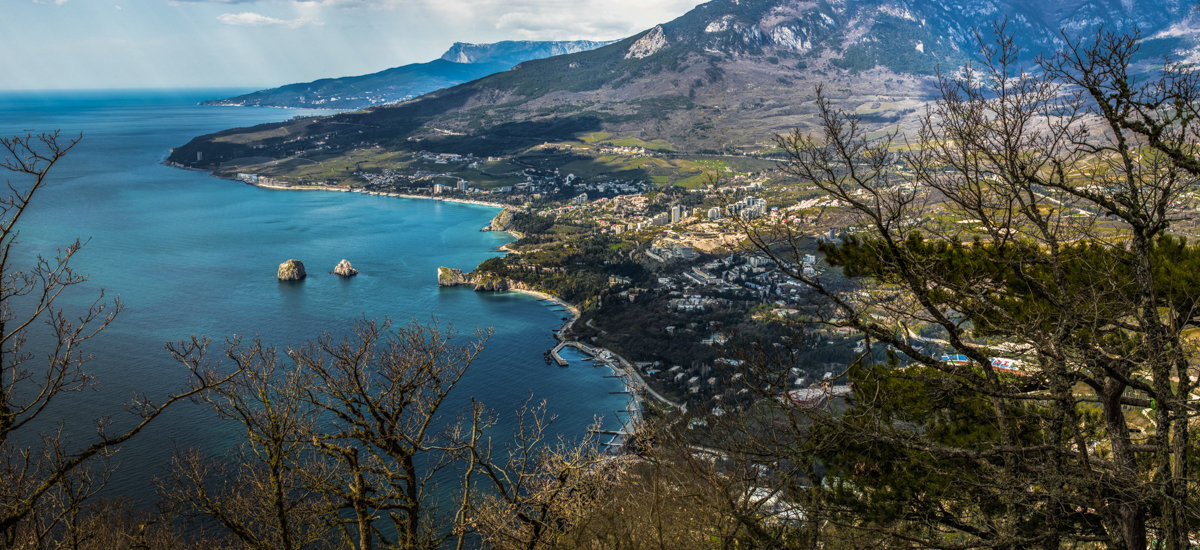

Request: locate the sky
(2, 0), (703, 91)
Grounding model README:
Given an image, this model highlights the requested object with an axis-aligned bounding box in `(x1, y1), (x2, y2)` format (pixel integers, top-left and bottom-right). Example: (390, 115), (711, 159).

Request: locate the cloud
(32, 0), (69, 5)
(172, 0), (354, 4)
(184, 0), (700, 39)
(424, 0), (701, 40)
(175, 0), (701, 31)
(217, 11), (320, 27)
(1152, 20), (1200, 39)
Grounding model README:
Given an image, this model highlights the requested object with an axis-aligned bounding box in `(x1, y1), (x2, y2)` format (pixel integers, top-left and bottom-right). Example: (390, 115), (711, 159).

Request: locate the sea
(0, 89), (629, 504)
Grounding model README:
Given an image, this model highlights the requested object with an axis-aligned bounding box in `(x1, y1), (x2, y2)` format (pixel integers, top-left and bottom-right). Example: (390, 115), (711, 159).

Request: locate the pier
(548, 341), (569, 366)
(588, 428), (630, 437)
(590, 426), (634, 450)
(545, 339), (680, 415)
(543, 335), (687, 452)
(549, 341), (606, 367)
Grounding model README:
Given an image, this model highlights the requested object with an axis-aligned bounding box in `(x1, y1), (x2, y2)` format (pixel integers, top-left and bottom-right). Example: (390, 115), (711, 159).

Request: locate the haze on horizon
(2, 0), (702, 91)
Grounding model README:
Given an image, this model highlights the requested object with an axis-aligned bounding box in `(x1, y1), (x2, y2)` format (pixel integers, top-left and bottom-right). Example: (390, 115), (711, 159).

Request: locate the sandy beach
(510, 288), (581, 320)
(246, 180), (511, 210)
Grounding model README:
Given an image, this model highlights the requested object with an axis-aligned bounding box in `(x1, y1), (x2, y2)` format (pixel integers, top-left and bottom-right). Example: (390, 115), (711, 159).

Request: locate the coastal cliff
(490, 209), (514, 231)
(482, 208), (519, 235)
(437, 266), (532, 292)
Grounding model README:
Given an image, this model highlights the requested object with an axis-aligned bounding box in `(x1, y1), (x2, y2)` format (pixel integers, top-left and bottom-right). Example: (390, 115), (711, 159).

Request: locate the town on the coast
(14, 0), (1200, 543)
(235, 141), (904, 427)
(232, 118), (1200, 441)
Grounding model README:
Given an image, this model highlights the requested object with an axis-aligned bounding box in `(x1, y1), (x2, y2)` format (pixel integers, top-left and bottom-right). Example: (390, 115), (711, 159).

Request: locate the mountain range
(171, 0), (1200, 173)
(201, 40), (612, 110)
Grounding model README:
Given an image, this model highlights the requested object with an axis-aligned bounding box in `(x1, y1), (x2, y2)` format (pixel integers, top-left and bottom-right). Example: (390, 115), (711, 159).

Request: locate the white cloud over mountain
(6, 0), (701, 90)
(217, 11), (320, 27)
(179, 0), (699, 40)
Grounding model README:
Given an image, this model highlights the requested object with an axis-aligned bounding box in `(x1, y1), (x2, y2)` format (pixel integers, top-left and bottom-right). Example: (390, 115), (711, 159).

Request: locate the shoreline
(507, 289), (681, 414)
(499, 290), (679, 426)
(508, 287), (581, 322)
(245, 177), (669, 428)
(245, 180), (513, 210)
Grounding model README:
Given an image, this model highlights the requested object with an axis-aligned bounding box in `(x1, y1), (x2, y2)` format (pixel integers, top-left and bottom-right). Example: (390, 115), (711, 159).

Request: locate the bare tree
(0, 133), (233, 548)
(162, 336), (330, 550)
(168, 319), (489, 550)
(740, 24), (1200, 548)
(455, 398), (619, 550)
(298, 319), (488, 550)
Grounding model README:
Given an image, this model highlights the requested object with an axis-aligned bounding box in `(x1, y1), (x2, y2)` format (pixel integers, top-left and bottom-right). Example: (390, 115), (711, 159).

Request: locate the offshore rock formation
(437, 266), (531, 292)
(277, 259), (307, 281)
(333, 259), (359, 277)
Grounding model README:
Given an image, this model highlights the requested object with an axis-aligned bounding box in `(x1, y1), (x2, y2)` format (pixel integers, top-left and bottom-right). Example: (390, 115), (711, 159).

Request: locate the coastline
(508, 287), (581, 321)
(510, 287), (682, 414)
(245, 180), (513, 210)
(246, 177), (674, 423)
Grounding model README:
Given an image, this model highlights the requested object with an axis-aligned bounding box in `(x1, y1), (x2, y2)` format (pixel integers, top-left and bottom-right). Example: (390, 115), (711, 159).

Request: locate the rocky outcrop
(485, 208), (515, 232)
(440, 40), (612, 65)
(437, 266), (532, 292)
(278, 259), (307, 281)
(624, 25), (668, 59)
(438, 267), (471, 286)
(471, 277), (526, 292)
(333, 259), (358, 277)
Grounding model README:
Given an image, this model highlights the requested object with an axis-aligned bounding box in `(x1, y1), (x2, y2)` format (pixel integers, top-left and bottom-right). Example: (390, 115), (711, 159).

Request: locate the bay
(0, 89), (628, 502)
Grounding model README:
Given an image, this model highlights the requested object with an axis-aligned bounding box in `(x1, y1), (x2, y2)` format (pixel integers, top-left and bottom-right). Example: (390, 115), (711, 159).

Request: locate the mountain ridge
(201, 39), (612, 110)
(172, 0), (1200, 176)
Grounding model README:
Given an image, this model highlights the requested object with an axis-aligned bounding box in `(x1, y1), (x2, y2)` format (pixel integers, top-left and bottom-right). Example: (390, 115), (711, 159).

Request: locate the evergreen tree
(751, 25), (1200, 548)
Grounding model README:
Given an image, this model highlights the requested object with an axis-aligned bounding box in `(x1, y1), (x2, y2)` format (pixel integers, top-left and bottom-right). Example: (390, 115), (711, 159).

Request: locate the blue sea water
(0, 89), (628, 502)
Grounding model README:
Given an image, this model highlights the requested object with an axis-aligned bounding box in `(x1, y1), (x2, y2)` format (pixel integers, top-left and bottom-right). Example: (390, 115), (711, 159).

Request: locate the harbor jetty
(547, 337), (686, 453)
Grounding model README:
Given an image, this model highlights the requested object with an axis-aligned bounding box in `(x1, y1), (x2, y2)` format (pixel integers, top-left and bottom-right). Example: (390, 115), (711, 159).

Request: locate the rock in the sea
(277, 259), (307, 281)
(333, 259), (358, 277)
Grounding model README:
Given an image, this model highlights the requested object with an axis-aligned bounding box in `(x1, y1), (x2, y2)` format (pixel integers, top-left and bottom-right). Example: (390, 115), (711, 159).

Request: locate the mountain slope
(202, 40), (611, 109)
(438, 40), (615, 65)
(172, 0), (1198, 174)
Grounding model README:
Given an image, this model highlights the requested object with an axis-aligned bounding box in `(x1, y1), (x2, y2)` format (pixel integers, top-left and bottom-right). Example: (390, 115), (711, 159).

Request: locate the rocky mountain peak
(634, 0), (1197, 72)
(625, 26), (670, 59)
(442, 43), (476, 64)
(441, 39), (615, 66)
(172, 0), (1200, 171)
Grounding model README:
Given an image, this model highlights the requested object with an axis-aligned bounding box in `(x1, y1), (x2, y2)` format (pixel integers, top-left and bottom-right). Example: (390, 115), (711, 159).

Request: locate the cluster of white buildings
(726, 196), (768, 219)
